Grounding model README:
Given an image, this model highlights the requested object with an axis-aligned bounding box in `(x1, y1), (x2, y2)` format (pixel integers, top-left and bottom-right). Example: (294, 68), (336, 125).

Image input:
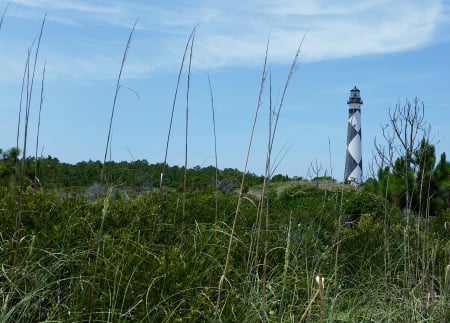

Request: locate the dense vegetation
(0, 151), (272, 195)
(364, 139), (450, 216)
(1, 148), (450, 322)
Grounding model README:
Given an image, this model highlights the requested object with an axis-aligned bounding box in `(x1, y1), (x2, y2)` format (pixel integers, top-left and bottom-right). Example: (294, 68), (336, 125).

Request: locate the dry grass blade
(101, 19), (138, 185)
(260, 68), (273, 319)
(269, 32), (306, 173)
(0, 2), (9, 32)
(16, 48), (31, 151)
(20, 16), (46, 173)
(215, 35), (270, 321)
(182, 27), (195, 231)
(262, 32), (305, 318)
(15, 15), (45, 266)
(34, 62), (46, 185)
(159, 27), (196, 199)
(300, 276), (325, 322)
(208, 75), (219, 223)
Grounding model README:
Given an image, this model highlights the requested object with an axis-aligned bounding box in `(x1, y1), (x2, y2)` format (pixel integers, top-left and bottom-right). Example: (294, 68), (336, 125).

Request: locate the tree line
(0, 150), (271, 193)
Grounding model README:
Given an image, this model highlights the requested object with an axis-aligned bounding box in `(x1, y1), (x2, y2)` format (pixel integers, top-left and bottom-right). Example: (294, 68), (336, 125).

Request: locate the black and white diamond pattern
(344, 108), (362, 184)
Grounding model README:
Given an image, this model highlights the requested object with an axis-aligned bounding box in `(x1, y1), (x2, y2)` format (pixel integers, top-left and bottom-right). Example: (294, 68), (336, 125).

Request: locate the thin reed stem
(182, 28), (195, 232)
(215, 35), (270, 320)
(208, 75), (219, 224)
(159, 27), (196, 199)
(34, 62), (46, 185)
(268, 32), (305, 163)
(383, 166), (391, 283)
(101, 19), (138, 185)
(263, 33), (304, 318)
(15, 16), (45, 266)
(16, 49), (33, 151)
(260, 67), (273, 320)
(278, 212), (292, 322)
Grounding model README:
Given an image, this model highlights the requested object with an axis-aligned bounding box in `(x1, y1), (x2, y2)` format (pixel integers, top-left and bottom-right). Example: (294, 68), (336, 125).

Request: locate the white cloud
(187, 0), (445, 66)
(9, 0), (121, 15)
(0, 0), (447, 81)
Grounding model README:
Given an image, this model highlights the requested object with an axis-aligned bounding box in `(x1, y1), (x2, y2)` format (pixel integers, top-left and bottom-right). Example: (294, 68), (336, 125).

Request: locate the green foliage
(1, 165), (449, 321)
(365, 140), (450, 217)
(0, 147), (20, 188)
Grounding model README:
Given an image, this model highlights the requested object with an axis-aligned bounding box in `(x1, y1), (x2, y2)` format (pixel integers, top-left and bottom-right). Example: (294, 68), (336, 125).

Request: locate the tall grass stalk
(34, 62), (46, 185)
(217, 33), (304, 320)
(328, 138), (333, 178)
(208, 75), (219, 224)
(247, 33), (303, 318)
(159, 28), (196, 200)
(262, 34), (304, 310)
(101, 19), (138, 185)
(383, 167), (391, 283)
(182, 29), (195, 231)
(16, 50), (31, 151)
(259, 69), (272, 319)
(215, 36), (269, 321)
(278, 212), (292, 322)
(246, 41), (270, 272)
(94, 18), (137, 319)
(15, 16), (45, 266)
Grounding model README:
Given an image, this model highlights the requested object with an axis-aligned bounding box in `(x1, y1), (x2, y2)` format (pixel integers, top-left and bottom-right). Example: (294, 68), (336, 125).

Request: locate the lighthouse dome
(347, 86), (363, 104)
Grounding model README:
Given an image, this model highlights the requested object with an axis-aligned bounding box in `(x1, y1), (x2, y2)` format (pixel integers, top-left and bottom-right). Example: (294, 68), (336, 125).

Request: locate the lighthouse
(344, 86), (363, 185)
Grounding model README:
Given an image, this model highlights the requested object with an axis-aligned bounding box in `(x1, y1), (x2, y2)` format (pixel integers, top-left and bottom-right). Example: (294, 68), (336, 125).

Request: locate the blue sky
(1, 0), (449, 181)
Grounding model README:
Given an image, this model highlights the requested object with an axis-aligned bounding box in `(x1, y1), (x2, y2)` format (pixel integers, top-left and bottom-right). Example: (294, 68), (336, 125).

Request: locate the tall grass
(34, 62), (46, 186)
(182, 28), (195, 232)
(14, 15), (45, 266)
(159, 28), (196, 199)
(215, 35), (270, 320)
(101, 19), (138, 186)
(260, 33), (304, 316)
(215, 32), (306, 321)
(208, 75), (219, 223)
